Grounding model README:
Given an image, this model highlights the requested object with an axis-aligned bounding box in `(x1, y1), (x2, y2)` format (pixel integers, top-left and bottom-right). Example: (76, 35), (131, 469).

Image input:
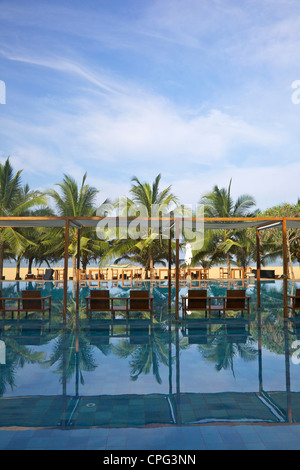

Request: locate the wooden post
(168, 235), (172, 310)
(175, 218), (180, 321)
(256, 229), (261, 309)
(63, 218), (69, 323)
(282, 218), (288, 318)
(76, 228), (81, 310)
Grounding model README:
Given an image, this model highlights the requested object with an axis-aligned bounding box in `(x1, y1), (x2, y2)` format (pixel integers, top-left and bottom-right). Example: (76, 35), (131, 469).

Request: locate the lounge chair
(0, 291), (6, 316)
(1, 290), (52, 319)
(287, 289), (300, 314)
(182, 290), (208, 319)
(181, 290), (223, 318)
(225, 290), (250, 316)
(86, 290), (112, 317)
(44, 268), (54, 280)
(128, 290), (153, 316)
(25, 273), (36, 280)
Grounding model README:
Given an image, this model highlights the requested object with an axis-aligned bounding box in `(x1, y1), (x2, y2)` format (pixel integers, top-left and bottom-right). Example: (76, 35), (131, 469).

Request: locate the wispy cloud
(1, 0), (300, 210)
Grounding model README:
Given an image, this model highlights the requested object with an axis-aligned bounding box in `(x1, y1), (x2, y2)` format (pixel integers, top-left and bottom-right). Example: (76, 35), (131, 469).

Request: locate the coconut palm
(198, 179), (257, 274)
(0, 158), (47, 279)
(105, 174), (178, 274)
(260, 203), (300, 280)
(47, 173), (101, 279)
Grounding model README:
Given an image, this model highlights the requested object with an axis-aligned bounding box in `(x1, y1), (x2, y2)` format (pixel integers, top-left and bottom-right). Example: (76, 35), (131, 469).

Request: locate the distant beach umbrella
(184, 243), (193, 266)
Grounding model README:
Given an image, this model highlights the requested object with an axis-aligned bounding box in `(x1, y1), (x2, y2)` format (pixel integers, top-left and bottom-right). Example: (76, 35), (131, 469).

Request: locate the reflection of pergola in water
(0, 215), (299, 320)
(0, 311), (298, 428)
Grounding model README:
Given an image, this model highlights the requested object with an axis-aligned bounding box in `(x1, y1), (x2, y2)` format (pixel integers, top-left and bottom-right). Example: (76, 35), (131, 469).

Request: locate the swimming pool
(1, 280), (300, 450)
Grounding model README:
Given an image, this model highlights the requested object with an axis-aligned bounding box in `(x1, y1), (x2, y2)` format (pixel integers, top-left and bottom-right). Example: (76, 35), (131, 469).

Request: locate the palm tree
(105, 174), (178, 274)
(0, 158), (47, 279)
(259, 203), (300, 280)
(47, 173), (100, 279)
(199, 179), (257, 274)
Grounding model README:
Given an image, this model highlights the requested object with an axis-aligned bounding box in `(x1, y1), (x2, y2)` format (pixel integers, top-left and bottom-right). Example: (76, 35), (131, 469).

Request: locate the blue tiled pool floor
(2, 425), (300, 450)
(1, 280), (300, 450)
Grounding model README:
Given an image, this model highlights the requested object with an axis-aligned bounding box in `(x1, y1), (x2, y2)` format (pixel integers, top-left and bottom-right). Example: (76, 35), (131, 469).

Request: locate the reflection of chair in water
(224, 318), (250, 344)
(87, 319), (110, 346)
(182, 317), (251, 345)
(13, 319), (51, 345)
(182, 318), (209, 344)
(85, 317), (152, 345)
(129, 319), (152, 344)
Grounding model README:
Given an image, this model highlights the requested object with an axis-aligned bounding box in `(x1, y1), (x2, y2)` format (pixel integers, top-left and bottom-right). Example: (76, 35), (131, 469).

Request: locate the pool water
(1, 280), (300, 450)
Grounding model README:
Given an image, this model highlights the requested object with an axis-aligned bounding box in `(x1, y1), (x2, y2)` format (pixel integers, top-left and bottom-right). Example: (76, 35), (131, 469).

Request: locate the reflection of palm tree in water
(43, 301), (98, 392)
(0, 338), (44, 396)
(113, 324), (173, 384)
(197, 327), (257, 377)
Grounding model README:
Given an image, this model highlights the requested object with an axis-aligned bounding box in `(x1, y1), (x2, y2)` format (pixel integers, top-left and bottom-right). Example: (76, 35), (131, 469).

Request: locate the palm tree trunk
(0, 240), (4, 280)
(15, 255), (21, 280)
(149, 253), (154, 279)
(73, 255), (76, 281)
(28, 257), (33, 274)
(287, 236), (295, 280)
(227, 252), (231, 277)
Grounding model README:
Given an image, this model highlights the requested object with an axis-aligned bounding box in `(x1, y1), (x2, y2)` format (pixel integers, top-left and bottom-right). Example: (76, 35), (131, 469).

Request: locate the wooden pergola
(0, 215), (298, 321)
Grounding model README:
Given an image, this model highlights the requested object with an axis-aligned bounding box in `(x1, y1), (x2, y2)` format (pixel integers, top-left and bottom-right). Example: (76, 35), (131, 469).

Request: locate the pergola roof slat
(0, 216), (298, 230)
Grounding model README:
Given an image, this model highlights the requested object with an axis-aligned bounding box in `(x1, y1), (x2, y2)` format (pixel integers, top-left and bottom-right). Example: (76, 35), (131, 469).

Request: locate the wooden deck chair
(225, 290), (250, 316)
(288, 289), (300, 314)
(182, 290), (212, 319)
(21, 291), (51, 318)
(86, 290), (111, 317)
(128, 290), (153, 316)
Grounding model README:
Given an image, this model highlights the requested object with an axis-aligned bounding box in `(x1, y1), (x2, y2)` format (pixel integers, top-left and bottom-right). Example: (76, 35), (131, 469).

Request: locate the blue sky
(0, 0), (300, 210)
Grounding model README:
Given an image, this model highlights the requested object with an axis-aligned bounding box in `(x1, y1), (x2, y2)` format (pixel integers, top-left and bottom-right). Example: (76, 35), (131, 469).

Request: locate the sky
(0, 0), (300, 211)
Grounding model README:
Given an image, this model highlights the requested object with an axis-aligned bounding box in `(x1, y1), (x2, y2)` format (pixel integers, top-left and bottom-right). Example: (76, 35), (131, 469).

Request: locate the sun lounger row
(0, 289), (153, 319)
(85, 290), (153, 317)
(181, 289), (250, 318)
(0, 290), (51, 318)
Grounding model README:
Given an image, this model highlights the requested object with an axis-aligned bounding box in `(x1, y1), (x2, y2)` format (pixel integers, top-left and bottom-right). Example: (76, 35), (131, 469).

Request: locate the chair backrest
(294, 289), (300, 309)
(90, 290), (110, 310)
(226, 290), (246, 309)
(44, 269), (54, 280)
(188, 290), (207, 309)
(130, 290), (150, 310)
(22, 290), (42, 310)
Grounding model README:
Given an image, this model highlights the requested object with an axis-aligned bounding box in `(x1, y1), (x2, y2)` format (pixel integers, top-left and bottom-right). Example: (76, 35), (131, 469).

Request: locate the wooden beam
(63, 218), (69, 323)
(256, 228), (261, 309)
(168, 235), (172, 310)
(175, 219), (180, 321)
(76, 228), (81, 310)
(282, 218), (288, 318)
